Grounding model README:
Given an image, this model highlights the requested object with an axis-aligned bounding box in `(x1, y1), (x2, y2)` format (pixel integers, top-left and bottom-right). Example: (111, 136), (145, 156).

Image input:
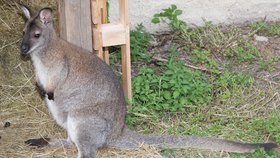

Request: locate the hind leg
(67, 116), (111, 158)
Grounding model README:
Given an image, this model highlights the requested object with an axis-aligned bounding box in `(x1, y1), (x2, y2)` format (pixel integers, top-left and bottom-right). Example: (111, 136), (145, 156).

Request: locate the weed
(152, 6), (252, 63)
(258, 57), (279, 72)
(191, 21), (243, 55)
(191, 49), (220, 73)
(235, 47), (255, 63)
(161, 148), (175, 157)
(191, 49), (210, 64)
(152, 4), (186, 30)
(109, 46), (121, 65)
(215, 69), (254, 101)
(130, 24), (152, 62)
(251, 21), (280, 36)
(250, 21), (268, 36)
(252, 111), (280, 143)
(130, 49), (212, 115)
(231, 147), (280, 158)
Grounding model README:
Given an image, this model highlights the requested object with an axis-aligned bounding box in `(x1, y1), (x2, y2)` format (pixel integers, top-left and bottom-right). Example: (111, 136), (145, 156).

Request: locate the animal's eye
(22, 31), (25, 35)
(34, 33), (41, 38)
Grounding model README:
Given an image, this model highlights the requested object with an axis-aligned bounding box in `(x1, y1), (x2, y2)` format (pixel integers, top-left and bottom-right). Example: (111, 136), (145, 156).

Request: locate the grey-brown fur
(19, 5), (277, 158)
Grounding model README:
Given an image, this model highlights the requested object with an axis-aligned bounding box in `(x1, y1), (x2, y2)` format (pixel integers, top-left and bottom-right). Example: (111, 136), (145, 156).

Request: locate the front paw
(47, 92), (54, 100)
(25, 138), (50, 148)
(36, 83), (46, 99)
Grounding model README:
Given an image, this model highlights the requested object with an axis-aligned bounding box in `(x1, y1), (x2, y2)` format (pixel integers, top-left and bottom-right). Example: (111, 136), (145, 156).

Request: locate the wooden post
(91, 0), (103, 59)
(119, 0), (132, 101)
(101, 0), (110, 64)
(58, 0), (92, 51)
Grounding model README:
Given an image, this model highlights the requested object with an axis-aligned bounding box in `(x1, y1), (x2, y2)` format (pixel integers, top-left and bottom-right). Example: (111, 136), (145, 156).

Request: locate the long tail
(107, 128), (277, 153)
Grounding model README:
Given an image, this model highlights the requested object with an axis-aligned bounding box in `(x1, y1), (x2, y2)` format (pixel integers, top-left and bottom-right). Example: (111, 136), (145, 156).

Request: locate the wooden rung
(101, 23), (127, 47)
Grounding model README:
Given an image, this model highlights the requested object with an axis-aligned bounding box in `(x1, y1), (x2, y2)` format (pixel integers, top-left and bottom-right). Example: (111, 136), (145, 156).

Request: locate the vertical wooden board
(104, 48), (109, 64)
(59, 0), (92, 52)
(120, 0), (131, 100)
(101, 0), (110, 64)
(57, 0), (67, 40)
(64, 0), (81, 47)
(121, 42), (132, 101)
(101, 0), (108, 23)
(121, 26), (132, 101)
(91, 0), (104, 59)
(119, 0), (129, 25)
(80, 0), (93, 51)
(91, 1), (100, 24)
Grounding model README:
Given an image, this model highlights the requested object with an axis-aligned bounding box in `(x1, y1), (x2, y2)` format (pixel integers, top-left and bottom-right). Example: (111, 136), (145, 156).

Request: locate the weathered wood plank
(58, 0), (92, 51)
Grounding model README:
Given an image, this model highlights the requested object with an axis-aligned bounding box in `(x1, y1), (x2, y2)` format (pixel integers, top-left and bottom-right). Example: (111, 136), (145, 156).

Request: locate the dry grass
(0, 0), (163, 157)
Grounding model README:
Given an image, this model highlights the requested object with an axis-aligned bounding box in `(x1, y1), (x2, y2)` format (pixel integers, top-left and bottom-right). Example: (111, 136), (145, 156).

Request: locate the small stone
(254, 35), (268, 42)
(4, 122), (11, 128)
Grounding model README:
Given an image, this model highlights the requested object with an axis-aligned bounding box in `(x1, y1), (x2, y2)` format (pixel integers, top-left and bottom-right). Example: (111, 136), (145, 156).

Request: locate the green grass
(232, 147), (280, 158)
(125, 4), (280, 157)
(130, 49), (212, 114)
(251, 21), (280, 36)
(258, 56), (279, 72)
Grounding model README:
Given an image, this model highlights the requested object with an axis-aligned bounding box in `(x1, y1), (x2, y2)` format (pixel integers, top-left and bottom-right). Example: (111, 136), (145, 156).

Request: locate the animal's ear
(20, 4), (32, 20)
(39, 8), (53, 25)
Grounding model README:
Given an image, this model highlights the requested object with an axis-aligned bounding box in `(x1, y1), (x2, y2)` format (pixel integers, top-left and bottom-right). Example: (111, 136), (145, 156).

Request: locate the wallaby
(19, 5), (277, 158)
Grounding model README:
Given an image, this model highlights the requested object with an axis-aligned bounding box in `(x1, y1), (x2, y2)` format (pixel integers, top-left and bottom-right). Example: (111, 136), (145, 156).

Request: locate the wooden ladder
(91, 0), (132, 101)
(58, 0), (132, 101)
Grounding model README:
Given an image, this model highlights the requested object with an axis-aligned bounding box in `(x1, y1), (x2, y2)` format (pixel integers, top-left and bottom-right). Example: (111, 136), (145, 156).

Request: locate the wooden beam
(119, 0), (132, 100)
(119, 0), (129, 25)
(57, 0), (66, 40)
(91, 0), (103, 58)
(101, 0), (110, 64)
(101, 23), (126, 47)
(58, 0), (92, 52)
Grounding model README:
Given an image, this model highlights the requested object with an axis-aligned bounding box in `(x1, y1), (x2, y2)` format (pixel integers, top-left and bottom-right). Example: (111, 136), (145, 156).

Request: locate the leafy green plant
(215, 69), (254, 101)
(131, 49), (212, 115)
(191, 49), (220, 73)
(223, 42), (261, 64)
(235, 47), (255, 63)
(191, 49), (210, 64)
(152, 4), (186, 30)
(258, 57), (279, 71)
(130, 24), (152, 62)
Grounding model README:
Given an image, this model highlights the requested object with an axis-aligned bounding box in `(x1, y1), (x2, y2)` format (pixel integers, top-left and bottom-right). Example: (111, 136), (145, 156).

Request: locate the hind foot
(25, 137), (72, 147)
(25, 138), (50, 147)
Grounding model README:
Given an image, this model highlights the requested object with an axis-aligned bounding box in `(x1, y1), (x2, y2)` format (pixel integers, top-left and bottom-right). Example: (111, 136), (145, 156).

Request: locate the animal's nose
(20, 44), (30, 54)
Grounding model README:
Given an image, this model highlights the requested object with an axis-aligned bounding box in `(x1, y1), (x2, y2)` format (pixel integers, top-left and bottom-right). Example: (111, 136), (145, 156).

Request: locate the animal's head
(19, 5), (54, 55)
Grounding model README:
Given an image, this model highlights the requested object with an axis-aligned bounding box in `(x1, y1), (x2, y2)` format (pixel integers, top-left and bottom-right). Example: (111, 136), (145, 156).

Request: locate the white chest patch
(45, 98), (67, 129)
(31, 55), (48, 89)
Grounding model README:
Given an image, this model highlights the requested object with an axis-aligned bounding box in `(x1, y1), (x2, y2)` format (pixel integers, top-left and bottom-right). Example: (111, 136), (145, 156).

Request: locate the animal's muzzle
(20, 43), (30, 54)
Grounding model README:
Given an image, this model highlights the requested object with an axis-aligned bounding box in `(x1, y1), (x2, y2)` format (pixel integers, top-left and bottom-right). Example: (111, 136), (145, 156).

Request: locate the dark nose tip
(20, 44), (29, 54)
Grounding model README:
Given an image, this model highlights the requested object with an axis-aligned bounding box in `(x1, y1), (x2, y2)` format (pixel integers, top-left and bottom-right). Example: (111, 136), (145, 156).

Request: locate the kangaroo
(19, 5), (277, 158)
